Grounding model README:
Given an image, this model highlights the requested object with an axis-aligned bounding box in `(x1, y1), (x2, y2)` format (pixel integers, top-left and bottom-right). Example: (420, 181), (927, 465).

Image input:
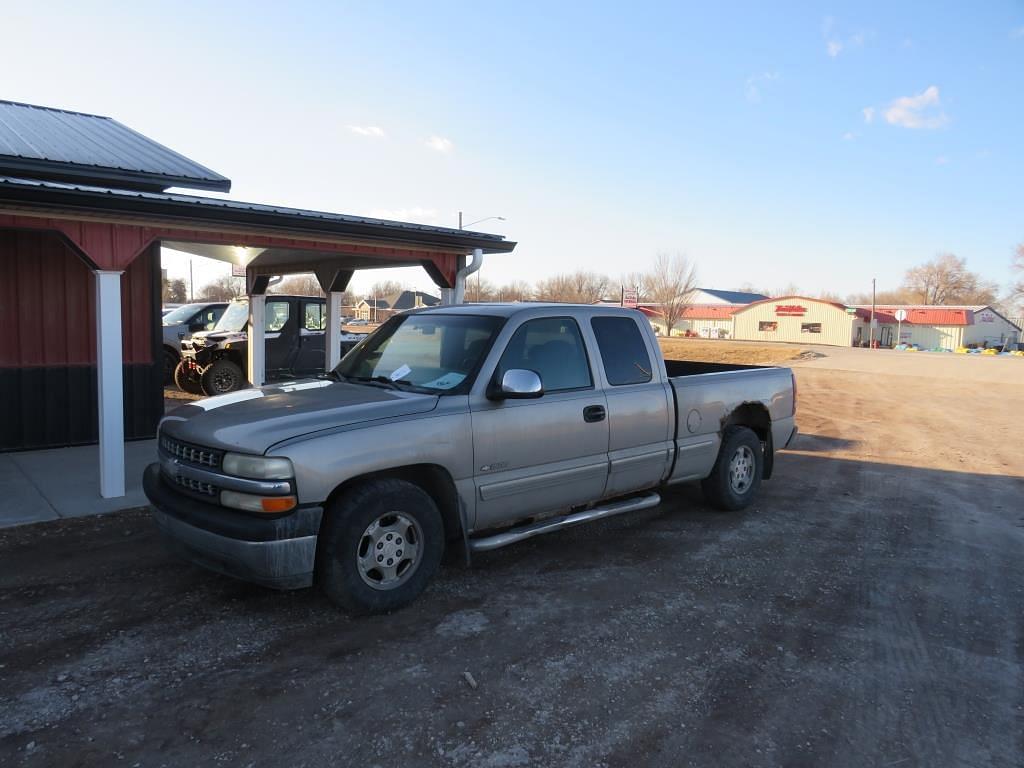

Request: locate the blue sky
(2, 1), (1022, 298)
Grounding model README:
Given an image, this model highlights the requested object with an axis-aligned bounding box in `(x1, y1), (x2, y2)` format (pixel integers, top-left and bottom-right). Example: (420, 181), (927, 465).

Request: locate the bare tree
(1013, 244), (1024, 302)
(368, 280), (403, 300)
(271, 274), (324, 297)
(466, 276), (498, 303)
(534, 271), (610, 303)
(902, 253), (997, 305)
(644, 252), (698, 336)
(494, 280), (532, 302)
(197, 275), (245, 301)
(162, 277), (187, 304)
(619, 271), (650, 302)
(845, 288), (913, 305)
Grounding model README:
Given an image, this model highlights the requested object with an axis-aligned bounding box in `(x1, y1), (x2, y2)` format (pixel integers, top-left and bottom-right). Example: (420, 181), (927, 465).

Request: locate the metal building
(0, 99), (515, 498)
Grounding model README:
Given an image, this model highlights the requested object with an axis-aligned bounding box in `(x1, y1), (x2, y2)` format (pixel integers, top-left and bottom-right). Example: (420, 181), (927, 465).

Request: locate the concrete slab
(0, 439), (156, 528)
(0, 453), (59, 526)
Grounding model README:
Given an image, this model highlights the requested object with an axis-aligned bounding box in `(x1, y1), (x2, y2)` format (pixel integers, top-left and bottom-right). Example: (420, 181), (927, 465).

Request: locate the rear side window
(303, 301), (324, 331)
(591, 316), (653, 386)
(498, 317), (592, 392)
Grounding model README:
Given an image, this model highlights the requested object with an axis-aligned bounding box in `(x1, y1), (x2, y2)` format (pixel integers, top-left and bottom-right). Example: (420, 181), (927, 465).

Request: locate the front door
(470, 316), (609, 531)
(265, 299), (298, 375)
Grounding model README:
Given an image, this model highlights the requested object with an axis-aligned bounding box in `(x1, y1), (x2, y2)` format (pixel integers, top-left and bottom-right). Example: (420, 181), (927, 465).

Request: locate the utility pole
(869, 277), (876, 348)
(189, 259), (194, 301)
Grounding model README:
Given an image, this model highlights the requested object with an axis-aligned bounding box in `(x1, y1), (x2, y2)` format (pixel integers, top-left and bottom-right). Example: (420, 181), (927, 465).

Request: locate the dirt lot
(2, 348), (1023, 767)
(658, 337), (815, 365)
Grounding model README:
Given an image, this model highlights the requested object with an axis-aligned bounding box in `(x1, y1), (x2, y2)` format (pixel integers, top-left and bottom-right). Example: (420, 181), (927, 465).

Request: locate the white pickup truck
(145, 303), (797, 614)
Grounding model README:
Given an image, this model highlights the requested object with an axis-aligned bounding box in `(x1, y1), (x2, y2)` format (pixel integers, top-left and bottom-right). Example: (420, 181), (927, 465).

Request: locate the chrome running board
(467, 492), (662, 553)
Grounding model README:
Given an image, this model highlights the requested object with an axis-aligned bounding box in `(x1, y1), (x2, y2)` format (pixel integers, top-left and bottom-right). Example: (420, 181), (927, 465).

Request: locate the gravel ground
(2, 361), (1022, 767)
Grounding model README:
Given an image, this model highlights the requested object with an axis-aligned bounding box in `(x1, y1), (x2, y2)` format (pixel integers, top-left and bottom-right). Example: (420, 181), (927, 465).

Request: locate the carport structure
(0, 100), (514, 501)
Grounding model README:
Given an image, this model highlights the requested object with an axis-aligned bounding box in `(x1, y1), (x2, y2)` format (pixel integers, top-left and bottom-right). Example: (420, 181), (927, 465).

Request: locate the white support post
(247, 293), (266, 387)
(95, 270), (125, 498)
(325, 290), (343, 371)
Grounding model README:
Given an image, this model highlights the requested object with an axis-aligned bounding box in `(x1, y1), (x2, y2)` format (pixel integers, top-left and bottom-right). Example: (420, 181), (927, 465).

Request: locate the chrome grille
(159, 434), (222, 470)
(172, 474), (217, 497)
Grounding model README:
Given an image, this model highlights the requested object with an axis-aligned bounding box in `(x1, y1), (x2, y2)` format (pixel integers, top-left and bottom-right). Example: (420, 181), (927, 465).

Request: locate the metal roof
(696, 288), (769, 304)
(0, 175), (515, 253)
(0, 100), (230, 192)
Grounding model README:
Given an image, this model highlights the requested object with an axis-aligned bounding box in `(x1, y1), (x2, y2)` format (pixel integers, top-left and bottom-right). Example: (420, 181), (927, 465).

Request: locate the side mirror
(490, 369), (543, 400)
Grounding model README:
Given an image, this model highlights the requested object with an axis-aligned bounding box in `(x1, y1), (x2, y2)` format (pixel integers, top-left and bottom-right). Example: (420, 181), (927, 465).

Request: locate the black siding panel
(0, 363), (161, 451)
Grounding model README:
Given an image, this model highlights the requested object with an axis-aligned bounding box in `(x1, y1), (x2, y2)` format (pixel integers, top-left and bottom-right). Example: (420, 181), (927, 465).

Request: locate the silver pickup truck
(145, 303), (797, 614)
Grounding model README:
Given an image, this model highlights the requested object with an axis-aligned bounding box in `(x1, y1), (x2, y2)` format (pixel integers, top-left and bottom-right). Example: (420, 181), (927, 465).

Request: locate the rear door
(470, 315), (609, 530)
(265, 299), (298, 375)
(294, 299), (327, 374)
(590, 314), (673, 495)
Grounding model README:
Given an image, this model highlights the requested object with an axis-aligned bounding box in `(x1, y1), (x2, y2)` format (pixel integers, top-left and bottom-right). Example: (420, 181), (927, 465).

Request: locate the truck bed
(663, 360), (770, 377)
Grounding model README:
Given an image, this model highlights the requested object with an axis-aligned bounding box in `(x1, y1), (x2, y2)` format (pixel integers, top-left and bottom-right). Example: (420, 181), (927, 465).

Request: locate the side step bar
(467, 492), (662, 553)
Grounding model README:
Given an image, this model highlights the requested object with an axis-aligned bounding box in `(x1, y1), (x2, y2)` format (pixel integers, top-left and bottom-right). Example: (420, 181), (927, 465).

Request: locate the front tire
(701, 426), (763, 511)
(318, 479), (445, 615)
(173, 360), (203, 395)
(200, 359), (245, 396)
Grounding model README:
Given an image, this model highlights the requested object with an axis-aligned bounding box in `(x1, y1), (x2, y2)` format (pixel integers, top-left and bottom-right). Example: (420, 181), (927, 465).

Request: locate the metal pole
(458, 211), (463, 230)
(189, 259), (194, 301)
(869, 278), (876, 348)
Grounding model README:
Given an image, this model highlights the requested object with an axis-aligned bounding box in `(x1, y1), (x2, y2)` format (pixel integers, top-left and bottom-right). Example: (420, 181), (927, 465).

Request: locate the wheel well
(723, 402), (774, 479)
(163, 344), (180, 359)
(723, 402), (770, 442)
(323, 464), (463, 545)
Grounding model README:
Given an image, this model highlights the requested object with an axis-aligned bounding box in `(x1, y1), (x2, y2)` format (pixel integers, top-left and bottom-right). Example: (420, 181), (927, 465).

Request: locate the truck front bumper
(143, 463), (322, 590)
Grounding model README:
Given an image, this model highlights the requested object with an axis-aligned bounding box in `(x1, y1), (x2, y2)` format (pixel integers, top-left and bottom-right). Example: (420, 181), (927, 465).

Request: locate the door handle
(583, 404), (606, 423)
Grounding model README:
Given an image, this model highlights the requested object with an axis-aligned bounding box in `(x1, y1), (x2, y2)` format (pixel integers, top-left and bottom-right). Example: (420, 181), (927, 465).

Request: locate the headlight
(221, 490), (296, 514)
(222, 453), (294, 479)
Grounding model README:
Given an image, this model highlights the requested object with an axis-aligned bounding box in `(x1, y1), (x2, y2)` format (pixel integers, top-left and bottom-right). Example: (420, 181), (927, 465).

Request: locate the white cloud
(823, 17), (868, 57)
(744, 71), (779, 103)
(1011, 26), (1024, 39)
(348, 125), (385, 138)
(883, 85), (948, 129)
(424, 135), (454, 153)
(862, 106), (875, 123)
(935, 156), (949, 165)
(366, 206), (438, 223)
(842, 131), (857, 141)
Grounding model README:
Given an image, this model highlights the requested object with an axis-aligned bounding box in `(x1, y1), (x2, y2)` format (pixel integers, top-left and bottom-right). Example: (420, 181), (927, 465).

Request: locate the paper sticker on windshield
(389, 364), (412, 381)
(421, 372), (466, 390)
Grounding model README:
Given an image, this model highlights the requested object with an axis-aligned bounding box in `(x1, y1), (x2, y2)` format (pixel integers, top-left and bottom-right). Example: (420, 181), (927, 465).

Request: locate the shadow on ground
(1, 451), (1022, 767)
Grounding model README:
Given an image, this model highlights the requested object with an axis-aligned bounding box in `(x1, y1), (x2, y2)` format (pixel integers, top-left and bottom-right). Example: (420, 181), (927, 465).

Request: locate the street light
(458, 212), (506, 230)
(458, 212), (506, 302)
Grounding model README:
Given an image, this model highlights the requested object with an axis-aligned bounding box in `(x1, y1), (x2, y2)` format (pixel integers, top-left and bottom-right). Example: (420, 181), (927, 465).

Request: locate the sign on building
(775, 304), (807, 316)
(621, 287), (639, 308)
(231, 263), (246, 278)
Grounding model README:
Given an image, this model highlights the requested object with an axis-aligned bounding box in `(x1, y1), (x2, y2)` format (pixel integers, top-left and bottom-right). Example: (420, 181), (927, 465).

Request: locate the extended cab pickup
(145, 304), (797, 614)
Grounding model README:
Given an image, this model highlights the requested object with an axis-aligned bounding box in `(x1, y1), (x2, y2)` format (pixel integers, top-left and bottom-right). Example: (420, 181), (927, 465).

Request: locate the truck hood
(160, 379), (439, 453)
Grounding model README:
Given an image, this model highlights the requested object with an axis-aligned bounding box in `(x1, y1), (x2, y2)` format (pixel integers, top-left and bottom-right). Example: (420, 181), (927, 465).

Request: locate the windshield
(335, 313), (503, 394)
(214, 301), (250, 332)
(161, 304), (205, 326)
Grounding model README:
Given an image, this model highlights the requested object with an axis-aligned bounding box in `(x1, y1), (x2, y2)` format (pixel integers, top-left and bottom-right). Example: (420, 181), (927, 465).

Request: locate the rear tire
(701, 426), (763, 511)
(200, 359), (245, 396)
(318, 479), (444, 615)
(173, 360), (203, 395)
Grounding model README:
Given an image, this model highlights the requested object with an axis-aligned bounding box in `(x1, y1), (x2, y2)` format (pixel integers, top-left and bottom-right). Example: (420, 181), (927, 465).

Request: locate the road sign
(621, 287), (639, 308)
(894, 309), (907, 347)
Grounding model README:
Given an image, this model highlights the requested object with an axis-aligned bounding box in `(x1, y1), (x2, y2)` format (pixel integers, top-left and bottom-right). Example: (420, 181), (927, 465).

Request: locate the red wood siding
(0, 230), (155, 367)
